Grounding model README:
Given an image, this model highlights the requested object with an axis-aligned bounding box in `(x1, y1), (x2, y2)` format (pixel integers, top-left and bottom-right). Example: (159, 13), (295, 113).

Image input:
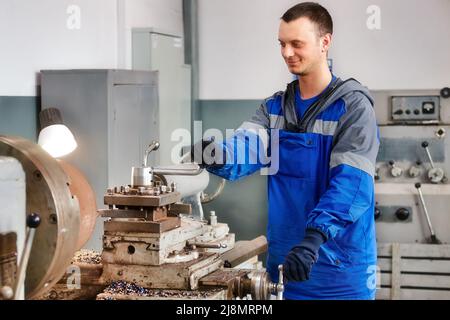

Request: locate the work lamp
(37, 108), (77, 158)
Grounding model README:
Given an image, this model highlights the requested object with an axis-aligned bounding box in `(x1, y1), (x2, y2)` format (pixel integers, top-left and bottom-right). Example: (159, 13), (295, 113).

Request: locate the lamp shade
(38, 124), (77, 158)
(38, 108), (77, 158)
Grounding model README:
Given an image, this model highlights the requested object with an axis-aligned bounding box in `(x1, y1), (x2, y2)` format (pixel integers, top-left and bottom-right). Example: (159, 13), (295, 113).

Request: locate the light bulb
(38, 124), (77, 158)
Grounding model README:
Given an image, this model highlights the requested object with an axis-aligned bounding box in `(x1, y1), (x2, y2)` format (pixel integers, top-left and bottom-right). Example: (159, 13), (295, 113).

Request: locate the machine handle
(276, 264), (284, 300)
(421, 141), (446, 183)
(421, 141), (435, 169)
(13, 213), (41, 300)
(187, 241), (227, 249)
(143, 141), (160, 167)
(415, 183), (440, 244)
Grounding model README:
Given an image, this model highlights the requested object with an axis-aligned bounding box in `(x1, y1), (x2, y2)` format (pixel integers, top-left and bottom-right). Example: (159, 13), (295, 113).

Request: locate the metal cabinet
(132, 29), (191, 166)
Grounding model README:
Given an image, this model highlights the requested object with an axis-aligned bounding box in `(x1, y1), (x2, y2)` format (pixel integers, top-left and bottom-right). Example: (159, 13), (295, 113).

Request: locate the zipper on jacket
(297, 79), (340, 132)
(293, 78), (356, 133)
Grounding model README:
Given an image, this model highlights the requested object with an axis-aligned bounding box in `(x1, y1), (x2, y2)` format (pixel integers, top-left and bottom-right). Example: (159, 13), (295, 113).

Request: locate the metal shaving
(102, 280), (221, 299)
(72, 249), (102, 264)
(103, 281), (151, 296)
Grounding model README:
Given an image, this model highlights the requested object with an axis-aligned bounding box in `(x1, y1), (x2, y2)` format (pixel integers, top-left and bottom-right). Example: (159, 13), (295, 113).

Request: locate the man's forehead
(278, 17), (318, 40)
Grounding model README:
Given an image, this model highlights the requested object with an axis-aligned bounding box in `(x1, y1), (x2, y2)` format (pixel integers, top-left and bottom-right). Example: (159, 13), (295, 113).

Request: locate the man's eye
(279, 42), (286, 47)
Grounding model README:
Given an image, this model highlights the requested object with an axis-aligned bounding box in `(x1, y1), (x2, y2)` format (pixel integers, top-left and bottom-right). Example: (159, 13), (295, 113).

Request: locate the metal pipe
(415, 183), (439, 243)
(201, 178), (226, 203)
(152, 165), (202, 176)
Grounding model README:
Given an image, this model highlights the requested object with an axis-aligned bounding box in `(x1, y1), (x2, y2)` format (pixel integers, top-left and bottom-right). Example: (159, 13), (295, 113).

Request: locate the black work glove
(283, 228), (327, 282)
(190, 138), (225, 169)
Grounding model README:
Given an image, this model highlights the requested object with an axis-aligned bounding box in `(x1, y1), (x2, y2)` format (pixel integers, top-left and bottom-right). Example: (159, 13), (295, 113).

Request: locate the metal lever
(276, 264), (284, 300)
(13, 213), (41, 299)
(415, 183), (441, 244)
(143, 141), (160, 167)
(421, 141), (445, 183)
(187, 241), (227, 249)
(422, 142), (435, 168)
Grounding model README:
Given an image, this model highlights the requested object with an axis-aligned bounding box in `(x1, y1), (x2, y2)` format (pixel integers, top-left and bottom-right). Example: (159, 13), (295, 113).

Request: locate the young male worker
(194, 2), (379, 300)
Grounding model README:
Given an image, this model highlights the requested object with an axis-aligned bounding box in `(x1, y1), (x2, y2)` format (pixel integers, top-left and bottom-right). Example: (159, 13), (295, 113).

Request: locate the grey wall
(0, 97), (40, 142)
(198, 100), (268, 243)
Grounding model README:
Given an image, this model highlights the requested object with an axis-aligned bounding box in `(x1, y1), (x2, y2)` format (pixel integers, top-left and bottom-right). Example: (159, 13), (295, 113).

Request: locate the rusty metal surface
(248, 270), (272, 300)
(199, 269), (252, 300)
(104, 192), (181, 207)
(58, 263), (105, 286)
(0, 232), (17, 256)
(99, 209), (147, 219)
(37, 283), (105, 300)
(199, 269), (249, 287)
(199, 268), (274, 300)
(148, 207), (168, 221)
(100, 207), (168, 221)
(0, 232), (18, 290)
(36, 250), (105, 300)
(221, 235), (268, 268)
(101, 253), (222, 290)
(104, 217), (181, 234)
(0, 136), (80, 299)
(168, 203), (192, 215)
(102, 217), (210, 266)
(71, 249), (102, 265)
(58, 160), (97, 250)
(102, 239), (165, 266)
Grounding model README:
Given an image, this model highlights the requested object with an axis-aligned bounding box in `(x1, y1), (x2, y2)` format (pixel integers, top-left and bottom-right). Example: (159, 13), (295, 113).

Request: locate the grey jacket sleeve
(206, 96), (273, 180)
(330, 92), (379, 177)
(239, 98), (271, 130)
(306, 92), (380, 238)
(234, 95), (276, 155)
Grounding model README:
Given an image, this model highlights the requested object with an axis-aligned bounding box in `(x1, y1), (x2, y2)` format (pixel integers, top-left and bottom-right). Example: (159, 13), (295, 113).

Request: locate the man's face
(278, 17), (329, 76)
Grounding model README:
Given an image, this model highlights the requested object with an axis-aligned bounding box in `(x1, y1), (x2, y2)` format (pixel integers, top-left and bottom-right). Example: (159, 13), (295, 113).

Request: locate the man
(194, 2), (379, 299)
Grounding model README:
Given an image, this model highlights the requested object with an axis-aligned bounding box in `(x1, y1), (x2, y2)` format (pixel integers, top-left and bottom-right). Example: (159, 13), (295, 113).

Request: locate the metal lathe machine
(0, 136), (283, 300)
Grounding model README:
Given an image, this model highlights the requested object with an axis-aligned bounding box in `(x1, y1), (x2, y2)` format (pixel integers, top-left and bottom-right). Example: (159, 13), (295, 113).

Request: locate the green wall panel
(198, 100), (268, 249)
(0, 96), (40, 142)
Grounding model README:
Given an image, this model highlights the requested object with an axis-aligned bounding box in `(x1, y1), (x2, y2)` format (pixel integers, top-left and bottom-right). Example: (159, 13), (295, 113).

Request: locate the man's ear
(321, 33), (332, 52)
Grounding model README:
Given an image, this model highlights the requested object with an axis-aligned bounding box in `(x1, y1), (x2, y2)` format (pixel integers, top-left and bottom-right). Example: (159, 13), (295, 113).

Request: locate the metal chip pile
(72, 249), (102, 264)
(104, 280), (151, 296)
(102, 280), (220, 299)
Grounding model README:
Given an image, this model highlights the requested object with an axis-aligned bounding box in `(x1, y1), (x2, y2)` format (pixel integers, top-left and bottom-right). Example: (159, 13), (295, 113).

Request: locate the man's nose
(282, 45), (294, 58)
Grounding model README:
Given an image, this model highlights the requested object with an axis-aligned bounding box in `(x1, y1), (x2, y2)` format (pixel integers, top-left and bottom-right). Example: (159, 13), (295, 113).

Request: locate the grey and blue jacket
(208, 77), (380, 299)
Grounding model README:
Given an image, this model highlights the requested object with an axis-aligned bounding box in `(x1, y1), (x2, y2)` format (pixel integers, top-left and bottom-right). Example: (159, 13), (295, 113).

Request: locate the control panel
(391, 96), (440, 123)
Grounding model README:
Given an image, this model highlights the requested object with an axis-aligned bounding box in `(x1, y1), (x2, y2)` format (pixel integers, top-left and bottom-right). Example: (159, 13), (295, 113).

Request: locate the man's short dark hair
(281, 2), (333, 37)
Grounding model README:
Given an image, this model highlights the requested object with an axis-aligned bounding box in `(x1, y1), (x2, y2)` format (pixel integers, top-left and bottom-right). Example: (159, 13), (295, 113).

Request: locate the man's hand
(190, 138), (225, 169)
(283, 229), (327, 282)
